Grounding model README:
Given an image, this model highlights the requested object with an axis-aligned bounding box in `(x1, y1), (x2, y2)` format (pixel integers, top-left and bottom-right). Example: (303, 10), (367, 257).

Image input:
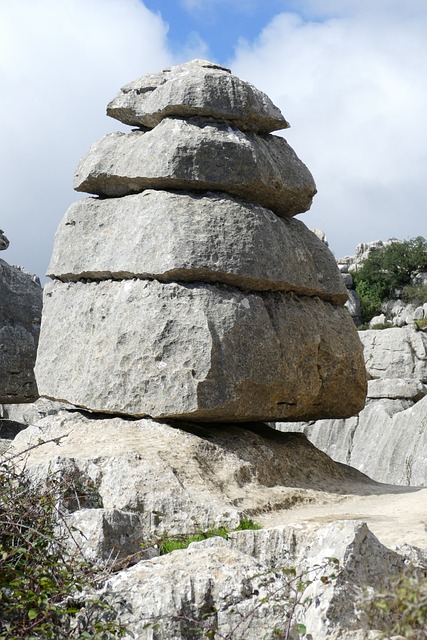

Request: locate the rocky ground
(261, 484), (427, 550)
(2, 408), (425, 639)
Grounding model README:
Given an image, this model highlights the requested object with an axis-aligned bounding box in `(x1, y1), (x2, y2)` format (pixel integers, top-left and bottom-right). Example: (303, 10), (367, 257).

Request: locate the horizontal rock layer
(48, 190), (347, 303)
(73, 119), (316, 217)
(35, 280), (366, 421)
(107, 59), (289, 133)
(0, 260), (42, 403)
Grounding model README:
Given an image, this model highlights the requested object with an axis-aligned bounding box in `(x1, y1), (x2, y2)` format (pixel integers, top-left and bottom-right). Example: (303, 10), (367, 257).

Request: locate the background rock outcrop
(36, 59), (366, 421)
(0, 257), (42, 404)
(276, 326), (427, 485)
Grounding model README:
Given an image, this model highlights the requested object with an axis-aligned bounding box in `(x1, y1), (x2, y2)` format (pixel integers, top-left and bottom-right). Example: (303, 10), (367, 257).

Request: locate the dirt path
(258, 485), (427, 549)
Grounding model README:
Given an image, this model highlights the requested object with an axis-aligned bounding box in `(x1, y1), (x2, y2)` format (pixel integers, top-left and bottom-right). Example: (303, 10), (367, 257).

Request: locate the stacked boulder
(35, 59), (366, 422)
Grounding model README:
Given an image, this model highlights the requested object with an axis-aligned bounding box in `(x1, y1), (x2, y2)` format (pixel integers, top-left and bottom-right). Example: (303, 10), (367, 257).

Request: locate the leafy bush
(402, 283), (427, 306)
(0, 447), (124, 639)
(353, 236), (427, 323)
(415, 318), (427, 331)
(369, 322), (394, 330)
(362, 564), (427, 639)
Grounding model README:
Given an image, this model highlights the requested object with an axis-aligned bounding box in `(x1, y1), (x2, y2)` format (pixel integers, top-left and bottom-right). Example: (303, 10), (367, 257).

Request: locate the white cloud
(0, 0), (172, 278)
(230, 3), (427, 257)
(2, 0), (426, 277)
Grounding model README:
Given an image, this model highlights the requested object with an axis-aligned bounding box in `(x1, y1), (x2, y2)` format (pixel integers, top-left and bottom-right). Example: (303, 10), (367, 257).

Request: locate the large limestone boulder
(98, 522), (412, 640)
(107, 59), (288, 133)
(48, 190), (347, 303)
(73, 119), (316, 217)
(95, 521), (418, 640)
(9, 410), (379, 560)
(36, 279), (364, 421)
(0, 259), (42, 403)
(37, 60), (367, 422)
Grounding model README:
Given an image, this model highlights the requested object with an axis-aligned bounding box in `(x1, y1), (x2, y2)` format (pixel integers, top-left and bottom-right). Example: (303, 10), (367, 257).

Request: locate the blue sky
(143, 0), (295, 62)
(1, 0), (426, 280)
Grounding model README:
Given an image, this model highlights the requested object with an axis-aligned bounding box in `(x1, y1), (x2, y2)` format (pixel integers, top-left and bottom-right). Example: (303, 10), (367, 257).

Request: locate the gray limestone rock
(10, 412), (375, 552)
(96, 520), (409, 640)
(10, 413), (423, 639)
(275, 327), (427, 485)
(367, 378), (427, 401)
(360, 327), (427, 381)
(278, 395), (427, 486)
(345, 289), (362, 325)
(35, 279), (366, 421)
(48, 190), (347, 304)
(73, 118), (316, 217)
(107, 59), (289, 133)
(0, 259), (42, 403)
(0, 230), (9, 251)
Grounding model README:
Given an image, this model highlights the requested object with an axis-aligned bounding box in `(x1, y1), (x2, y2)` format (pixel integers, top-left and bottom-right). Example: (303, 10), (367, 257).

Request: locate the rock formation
(337, 239), (392, 273)
(12, 62), (420, 640)
(0, 234), (42, 404)
(9, 412), (427, 639)
(35, 59), (366, 421)
(0, 230), (9, 251)
(276, 326), (427, 485)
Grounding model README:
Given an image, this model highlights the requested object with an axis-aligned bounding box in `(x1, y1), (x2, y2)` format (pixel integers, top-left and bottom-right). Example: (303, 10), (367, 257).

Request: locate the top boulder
(107, 59), (289, 133)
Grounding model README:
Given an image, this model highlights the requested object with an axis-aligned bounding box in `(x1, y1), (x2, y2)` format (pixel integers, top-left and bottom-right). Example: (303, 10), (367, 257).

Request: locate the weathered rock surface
(8, 410), (427, 638)
(35, 279), (366, 420)
(48, 190), (347, 302)
(0, 397), (68, 426)
(7, 410), (397, 561)
(97, 520), (420, 640)
(275, 327), (427, 485)
(279, 396), (427, 486)
(360, 327), (427, 381)
(107, 59), (289, 133)
(73, 118), (316, 217)
(36, 60), (367, 423)
(0, 259), (42, 403)
(0, 230), (9, 251)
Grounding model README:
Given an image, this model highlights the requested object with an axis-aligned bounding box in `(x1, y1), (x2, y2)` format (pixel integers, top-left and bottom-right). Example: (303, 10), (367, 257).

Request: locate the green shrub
(362, 565), (427, 639)
(402, 283), (427, 306)
(353, 236), (427, 323)
(0, 449), (125, 639)
(369, 322), (394, 330)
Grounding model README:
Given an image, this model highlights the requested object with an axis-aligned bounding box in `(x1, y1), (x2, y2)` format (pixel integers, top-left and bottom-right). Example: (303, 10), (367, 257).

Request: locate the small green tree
(353, 236), (427, 323)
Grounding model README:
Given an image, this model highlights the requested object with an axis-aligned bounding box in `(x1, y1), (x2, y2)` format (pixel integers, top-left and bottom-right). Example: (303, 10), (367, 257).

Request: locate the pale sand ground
(258, 485), (427, 549)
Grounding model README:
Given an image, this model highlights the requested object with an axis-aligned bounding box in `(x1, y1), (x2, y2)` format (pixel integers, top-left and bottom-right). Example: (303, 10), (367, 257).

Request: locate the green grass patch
(157, 518), (262, 555)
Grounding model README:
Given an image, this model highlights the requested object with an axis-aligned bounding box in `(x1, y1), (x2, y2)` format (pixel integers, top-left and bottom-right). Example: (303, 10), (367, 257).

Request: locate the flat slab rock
(0, 259), (42, 403)
(73, 118), (316, 217)
(48, 190), (347, 304)
(35, 279), (366, 421)
(10, 412), (377, 545)
(106, 59), (289, 133)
